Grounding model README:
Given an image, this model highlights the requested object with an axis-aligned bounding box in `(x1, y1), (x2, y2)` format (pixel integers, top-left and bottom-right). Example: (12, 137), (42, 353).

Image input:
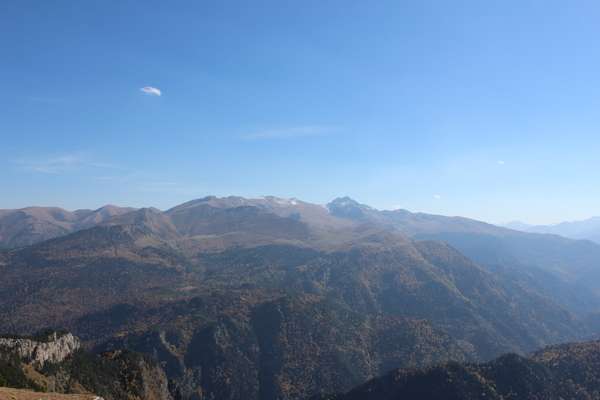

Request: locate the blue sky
(1, 1), (599, 225)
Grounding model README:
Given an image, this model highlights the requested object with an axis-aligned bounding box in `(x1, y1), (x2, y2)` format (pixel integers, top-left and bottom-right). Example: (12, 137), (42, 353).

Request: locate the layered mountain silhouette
(5, 196), (599, 285)
(0, 205), (136, 250)
(502, 216), (600, 244)
(0, 198), (593, 352)
(2, 195), (600, 399)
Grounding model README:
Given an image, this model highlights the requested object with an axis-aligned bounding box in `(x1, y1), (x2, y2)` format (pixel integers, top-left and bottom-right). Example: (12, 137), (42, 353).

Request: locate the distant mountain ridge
(0, 205), (137, 250)
(3, 197), (600, 338)
(500, 216), (600, 244)
(3, 195), (600, 310)
(0, 197), (591, 361)
(3, 195), (600, 399)
(5, 195), (597, 248)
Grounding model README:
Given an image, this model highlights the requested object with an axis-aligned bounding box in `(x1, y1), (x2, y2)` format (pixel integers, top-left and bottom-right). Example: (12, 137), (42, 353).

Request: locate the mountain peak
(326, 197), (374, 221)
(330, 196), (355, 204)
(499, 220), (533, 231)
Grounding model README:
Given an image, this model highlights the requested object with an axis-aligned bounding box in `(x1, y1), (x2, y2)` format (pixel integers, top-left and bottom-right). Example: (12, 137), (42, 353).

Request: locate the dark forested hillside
(0, 225), (194, 335)
(193, 241), (588, 360)
(84, 286), (468, 400)
(528, 340), (600, 397)
(313, 341), (600, 400)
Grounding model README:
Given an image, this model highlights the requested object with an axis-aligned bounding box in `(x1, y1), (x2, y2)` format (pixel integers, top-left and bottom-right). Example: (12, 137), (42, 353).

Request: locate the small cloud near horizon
(140, 86), (161, 96)
(243, 126), (343, 139)
(392, 205), (403, 210)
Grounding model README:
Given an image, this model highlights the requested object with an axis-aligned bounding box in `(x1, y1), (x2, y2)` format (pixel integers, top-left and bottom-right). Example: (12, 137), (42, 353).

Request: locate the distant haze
(2, 2), (599, 225)
(500, 217), (600, 244)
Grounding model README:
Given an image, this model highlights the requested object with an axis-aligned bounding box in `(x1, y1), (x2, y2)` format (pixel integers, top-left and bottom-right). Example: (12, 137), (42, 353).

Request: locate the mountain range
(501, 216), (600, 244)
(0, 205), (137, 250)
(2, 195), (600, 399)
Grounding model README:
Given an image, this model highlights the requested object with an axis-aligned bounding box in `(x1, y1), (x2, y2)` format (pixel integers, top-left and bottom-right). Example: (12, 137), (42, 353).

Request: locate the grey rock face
(0, 331), (81, 366)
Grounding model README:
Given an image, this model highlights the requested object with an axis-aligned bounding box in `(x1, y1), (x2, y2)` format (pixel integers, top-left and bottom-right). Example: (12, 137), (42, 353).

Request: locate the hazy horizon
(2, 1), (599, 226)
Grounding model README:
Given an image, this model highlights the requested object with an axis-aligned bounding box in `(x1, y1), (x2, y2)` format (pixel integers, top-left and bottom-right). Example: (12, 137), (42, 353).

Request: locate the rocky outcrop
(133, 357), (173, 400)
(0, 330), (80, 366)
(100, 349), (176, 400)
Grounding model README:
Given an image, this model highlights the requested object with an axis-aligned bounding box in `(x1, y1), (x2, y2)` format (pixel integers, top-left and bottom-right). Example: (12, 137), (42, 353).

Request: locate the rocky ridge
(0, 331), (80, 366)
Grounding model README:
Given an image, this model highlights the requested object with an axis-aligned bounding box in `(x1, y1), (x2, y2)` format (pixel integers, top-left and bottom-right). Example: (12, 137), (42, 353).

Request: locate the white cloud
(435, 195), (442, 199)
(392, 205), (403, 210)
(243, 126), (342, 139)
(140, 86), (161, 96)
(499, 161), (505, 164)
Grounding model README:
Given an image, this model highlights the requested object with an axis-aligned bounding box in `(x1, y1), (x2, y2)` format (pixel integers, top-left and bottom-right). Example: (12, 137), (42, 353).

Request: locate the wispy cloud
(13, 152), (201, 197)
(140, 86), (161, 96)
(19, 154), (86, 174)
(16, 153), (124, 176)
(499, 161), (505, 165)
(392, 205), (403, 210)
(435, 195), (442, 199)
(243, 126), (343, 139)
